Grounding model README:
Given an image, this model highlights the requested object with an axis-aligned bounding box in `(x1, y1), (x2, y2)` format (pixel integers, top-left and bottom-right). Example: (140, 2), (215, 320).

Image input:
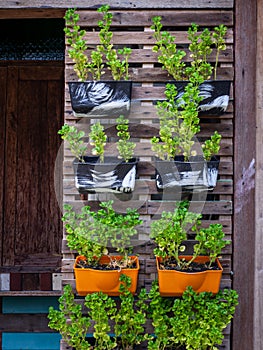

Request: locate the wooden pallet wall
(62, 6), (234, 350)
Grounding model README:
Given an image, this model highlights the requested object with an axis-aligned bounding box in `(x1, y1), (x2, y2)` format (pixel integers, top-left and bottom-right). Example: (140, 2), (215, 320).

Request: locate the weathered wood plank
(64, 102), (234, 120)
(0, 67), (7, 266)
(3, 67), (19, 266)
(63, 139), (233, 157)
(63, 178), (233, 196)
(72, 30), (233, 45)
(0, 9), (65, 18)
(0, 314), (54, 332)
(0, 1), (234, 10)
(76, 10), (233, 27)
(63, 159), (233, 176)
(255, 1), (263, 349)
(233, 1), (256, 350)
(66, 48), (233, 64)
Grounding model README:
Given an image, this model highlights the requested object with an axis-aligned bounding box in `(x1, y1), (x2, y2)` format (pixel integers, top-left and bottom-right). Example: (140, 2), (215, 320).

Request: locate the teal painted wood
(2, 333), (61, 350)
(2, 296), (59, 313)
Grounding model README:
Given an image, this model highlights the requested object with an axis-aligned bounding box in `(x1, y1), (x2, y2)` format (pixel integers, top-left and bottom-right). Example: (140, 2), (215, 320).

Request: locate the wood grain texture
(255, 0), (263, 348)
(0, 0), (234, 9)
(1, 63), (64, 273)
(233, 1), (256, 350)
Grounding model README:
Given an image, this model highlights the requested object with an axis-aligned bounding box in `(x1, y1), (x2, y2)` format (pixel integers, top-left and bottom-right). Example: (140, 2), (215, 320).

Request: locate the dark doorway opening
(0, 19), (64, 283)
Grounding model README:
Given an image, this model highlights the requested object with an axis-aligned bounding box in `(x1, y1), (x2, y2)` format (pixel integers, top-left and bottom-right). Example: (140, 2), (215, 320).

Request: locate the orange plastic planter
(156, 256), (223, 297)
(74, 255), (140, 296)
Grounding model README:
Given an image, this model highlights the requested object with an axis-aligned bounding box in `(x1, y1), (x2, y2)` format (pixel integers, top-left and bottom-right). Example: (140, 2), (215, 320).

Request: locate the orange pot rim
(74, 255), (140, 271)
(156, 255), (223, 274)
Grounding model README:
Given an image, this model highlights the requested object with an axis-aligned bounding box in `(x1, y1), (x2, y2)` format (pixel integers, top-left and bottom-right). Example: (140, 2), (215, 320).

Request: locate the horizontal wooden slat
(63, 139), (233, 157)
(76, 10), (233, 27)
(66, 48), (233, 64)
(63, 199), (232, 216)
(64, 102), (234, 120)
(0, 291), (61, 296)
(65, 69), (234, 84)
(0, 1), (234, 10)
(75, 29), (233, 45)
(0, 9), (65, 18)
(0, 314), (53, 332)
(63, 178), (233, 196)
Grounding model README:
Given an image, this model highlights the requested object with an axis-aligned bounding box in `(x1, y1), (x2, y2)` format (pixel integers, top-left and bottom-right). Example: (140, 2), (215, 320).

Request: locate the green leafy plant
(150, 201), (230, 270)
(114, 274), (151, 349)
(150, 19), (226, 163)
(58, 119), (135, 164)
(151, 83), (222, 162)
(85, 292), (117, 349)
(151, 83), (202, 161)
(58, 124), (87, 163)
(62, 200), (142, 267)
(48, 284), (91, 350)
(170, 286), (239, 350)
(116, 115), (136, 162)
(48, 276), (150, 350)
(151, 16), (228, 81)
(147, 283), (238, 350)
(64, 5), (132, 81)
(148, 281), (174, 350)
(202, 130), (222, 161)
(89, 122), (107, 162)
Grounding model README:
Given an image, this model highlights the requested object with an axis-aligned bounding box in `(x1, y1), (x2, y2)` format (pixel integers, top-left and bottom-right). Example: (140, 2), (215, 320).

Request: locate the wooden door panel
(1, 64), (63, 270)
(0, 67), (7, 266)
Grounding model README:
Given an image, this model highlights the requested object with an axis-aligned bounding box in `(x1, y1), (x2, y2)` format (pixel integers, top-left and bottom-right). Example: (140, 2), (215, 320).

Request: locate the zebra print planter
(155, 156), (220, 191)
(68, 81), (132, 117)
(73, 156), (138, 194)
(172, 80), (231, 116)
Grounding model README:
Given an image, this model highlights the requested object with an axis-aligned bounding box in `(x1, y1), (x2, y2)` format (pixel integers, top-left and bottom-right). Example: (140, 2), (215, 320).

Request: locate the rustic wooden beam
(0, 314), (53, 332)
(255, 0), (263, 348)
(233, 1), (257, 349)
(0, 1), (234, 10)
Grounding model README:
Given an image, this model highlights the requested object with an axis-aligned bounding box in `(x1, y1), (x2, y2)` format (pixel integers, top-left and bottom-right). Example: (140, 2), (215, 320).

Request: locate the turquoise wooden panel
(2, 333), (61, 350)
(2, 297), (59, 313)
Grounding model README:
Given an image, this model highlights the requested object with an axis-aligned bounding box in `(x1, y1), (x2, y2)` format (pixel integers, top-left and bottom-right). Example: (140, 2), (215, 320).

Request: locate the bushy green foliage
(48, 281), (238, 350)
(58, 124), (87, 163)
(48, 276), (150, 350)
(150, 201), (230, 269)
(64, 5), (131, 81)
(58, 118), (135, 163)
(116, 115), (136, 162)
(151, 16), (227, 81)
(62, 200), (142, 265)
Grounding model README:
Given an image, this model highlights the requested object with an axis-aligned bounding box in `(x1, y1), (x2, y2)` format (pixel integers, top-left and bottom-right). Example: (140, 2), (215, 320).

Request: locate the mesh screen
(0, 19), (64, 61)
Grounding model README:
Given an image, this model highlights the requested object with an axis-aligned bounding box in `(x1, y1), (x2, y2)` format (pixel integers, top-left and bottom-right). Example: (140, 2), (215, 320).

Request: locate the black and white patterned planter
(68, 81), (132, 117)
(155, 156), (220, 191)
(172, 80), (231, 116)
(73, 156), (138, 194)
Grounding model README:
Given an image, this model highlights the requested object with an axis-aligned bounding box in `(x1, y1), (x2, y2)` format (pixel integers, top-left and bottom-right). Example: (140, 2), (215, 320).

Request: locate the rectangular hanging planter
(68, 81), (132, 117)
(156, 256), (223, 297)
(155, 156), (220, 191)
(74, 255), (140, 296)
(172, 80), (231, 116)
(73, 156), (139, 194)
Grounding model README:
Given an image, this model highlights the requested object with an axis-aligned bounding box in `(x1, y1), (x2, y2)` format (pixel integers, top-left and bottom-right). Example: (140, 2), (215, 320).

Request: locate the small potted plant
(65, 5), (132, 117)
(62, 200), (142, 295)
(148, 282), (238, 350)
(58, 116), (138, 194)
(151, 83), (222, 190)
(150, 201), (230, 296)
(151, 17), (231, 115)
